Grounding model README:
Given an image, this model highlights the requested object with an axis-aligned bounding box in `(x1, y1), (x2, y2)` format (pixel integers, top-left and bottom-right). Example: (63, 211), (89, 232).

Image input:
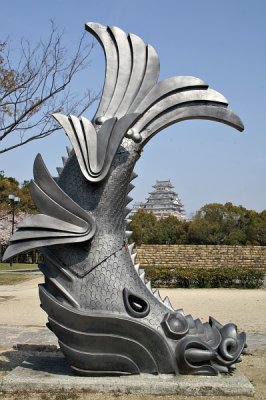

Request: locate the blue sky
(0, 0), (265, 217)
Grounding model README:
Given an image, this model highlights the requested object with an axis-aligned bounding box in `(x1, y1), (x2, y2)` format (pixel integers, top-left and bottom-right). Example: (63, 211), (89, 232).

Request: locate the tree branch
(0, 21), (99, 152)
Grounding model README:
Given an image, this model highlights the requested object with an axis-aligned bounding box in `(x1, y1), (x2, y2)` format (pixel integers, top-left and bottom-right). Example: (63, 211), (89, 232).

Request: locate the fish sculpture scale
(3, 22), (246, 376)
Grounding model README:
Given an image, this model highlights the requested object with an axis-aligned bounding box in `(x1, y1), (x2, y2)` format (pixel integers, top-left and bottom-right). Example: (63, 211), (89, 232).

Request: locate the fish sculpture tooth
(62, 156), (68, 166)
(125, 231), (133, 239)
(66, 146), (72, 156)
(127, 183), (135, 193)
(131, 253), (137, 264)
(56, 166), (63, 175)
(139, 271), (145, 282)
(128, 243), (135, 254)
(146, 281), (152, 293)
(123, 208), (131, 218)
(163, 296), (174, 311)
(134, 264), (140, 274)
(125, 196), (133, 205)
(130, 172), (138, 181)
(125, 218), (132, 227)
(2, 21), (246, 377)
(153, 289), (163, 303)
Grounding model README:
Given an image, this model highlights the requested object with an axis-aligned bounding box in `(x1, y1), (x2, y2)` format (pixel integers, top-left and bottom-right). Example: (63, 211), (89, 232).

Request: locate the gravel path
(0, 277), (265, 400)
(0, 277), (265, 349)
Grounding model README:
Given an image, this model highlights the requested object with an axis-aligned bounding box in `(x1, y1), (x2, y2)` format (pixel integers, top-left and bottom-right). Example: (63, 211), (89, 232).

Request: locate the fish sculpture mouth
(3, 22), (246, 376)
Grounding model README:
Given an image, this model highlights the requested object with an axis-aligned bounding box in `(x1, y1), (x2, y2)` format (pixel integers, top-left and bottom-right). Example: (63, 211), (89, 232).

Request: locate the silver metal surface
(3, 22), (246, 377)
(3, 154), (96, 260)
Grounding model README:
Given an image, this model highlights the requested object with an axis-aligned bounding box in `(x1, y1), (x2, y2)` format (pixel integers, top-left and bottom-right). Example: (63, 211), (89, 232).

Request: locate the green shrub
(144, 265), (264, 289)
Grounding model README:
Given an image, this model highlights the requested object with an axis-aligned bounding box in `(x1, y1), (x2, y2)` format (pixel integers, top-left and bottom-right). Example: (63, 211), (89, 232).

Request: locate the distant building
(131, 180), (185, 219)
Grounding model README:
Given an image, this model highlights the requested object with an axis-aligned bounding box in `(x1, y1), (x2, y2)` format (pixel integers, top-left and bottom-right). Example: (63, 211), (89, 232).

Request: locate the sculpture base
(1, 353), (254, 396)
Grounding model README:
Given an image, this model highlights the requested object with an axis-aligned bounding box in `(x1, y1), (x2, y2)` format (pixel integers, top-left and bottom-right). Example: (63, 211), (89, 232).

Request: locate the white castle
(131, 180), (185, 220)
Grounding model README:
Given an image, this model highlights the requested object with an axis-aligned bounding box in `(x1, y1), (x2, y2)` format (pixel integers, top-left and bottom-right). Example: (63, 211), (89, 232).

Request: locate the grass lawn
(0, 273), (32, 285)
(0, 263), (38, 271)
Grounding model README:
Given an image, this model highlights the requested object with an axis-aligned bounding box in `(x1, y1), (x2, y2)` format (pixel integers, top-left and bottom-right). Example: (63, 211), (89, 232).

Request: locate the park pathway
(0, 277), (265, 350)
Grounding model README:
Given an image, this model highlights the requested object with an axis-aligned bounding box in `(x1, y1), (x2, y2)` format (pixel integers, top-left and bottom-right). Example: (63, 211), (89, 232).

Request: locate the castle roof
(131, 179), (185, 219)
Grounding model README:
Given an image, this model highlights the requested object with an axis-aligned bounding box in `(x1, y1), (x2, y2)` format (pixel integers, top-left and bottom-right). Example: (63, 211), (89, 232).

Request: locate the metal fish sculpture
(3, 22), (246, 376)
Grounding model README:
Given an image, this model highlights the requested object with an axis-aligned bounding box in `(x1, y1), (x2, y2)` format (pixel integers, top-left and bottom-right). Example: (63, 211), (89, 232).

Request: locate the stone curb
(1, 353), (255, 396)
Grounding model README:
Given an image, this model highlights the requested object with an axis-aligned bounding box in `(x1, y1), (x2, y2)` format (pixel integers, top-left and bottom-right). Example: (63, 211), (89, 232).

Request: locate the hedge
(144, 265), (264, 289)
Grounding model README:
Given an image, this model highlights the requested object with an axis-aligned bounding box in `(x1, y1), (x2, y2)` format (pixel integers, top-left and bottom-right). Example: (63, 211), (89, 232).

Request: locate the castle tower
(132, 180), (185, 219)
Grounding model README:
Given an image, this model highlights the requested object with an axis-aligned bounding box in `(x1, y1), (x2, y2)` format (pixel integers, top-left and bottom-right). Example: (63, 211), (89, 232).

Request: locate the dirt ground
(0, 276), (265, 399)
(0, 277), (265, 333)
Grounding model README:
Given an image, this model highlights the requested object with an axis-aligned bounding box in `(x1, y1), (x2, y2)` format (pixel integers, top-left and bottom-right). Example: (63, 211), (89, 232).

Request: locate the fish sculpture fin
(2, 154), (96, 261)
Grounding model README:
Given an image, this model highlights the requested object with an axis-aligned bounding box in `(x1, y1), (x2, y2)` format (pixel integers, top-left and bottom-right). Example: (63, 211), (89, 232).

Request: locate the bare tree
(0, 22), (100, 154)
